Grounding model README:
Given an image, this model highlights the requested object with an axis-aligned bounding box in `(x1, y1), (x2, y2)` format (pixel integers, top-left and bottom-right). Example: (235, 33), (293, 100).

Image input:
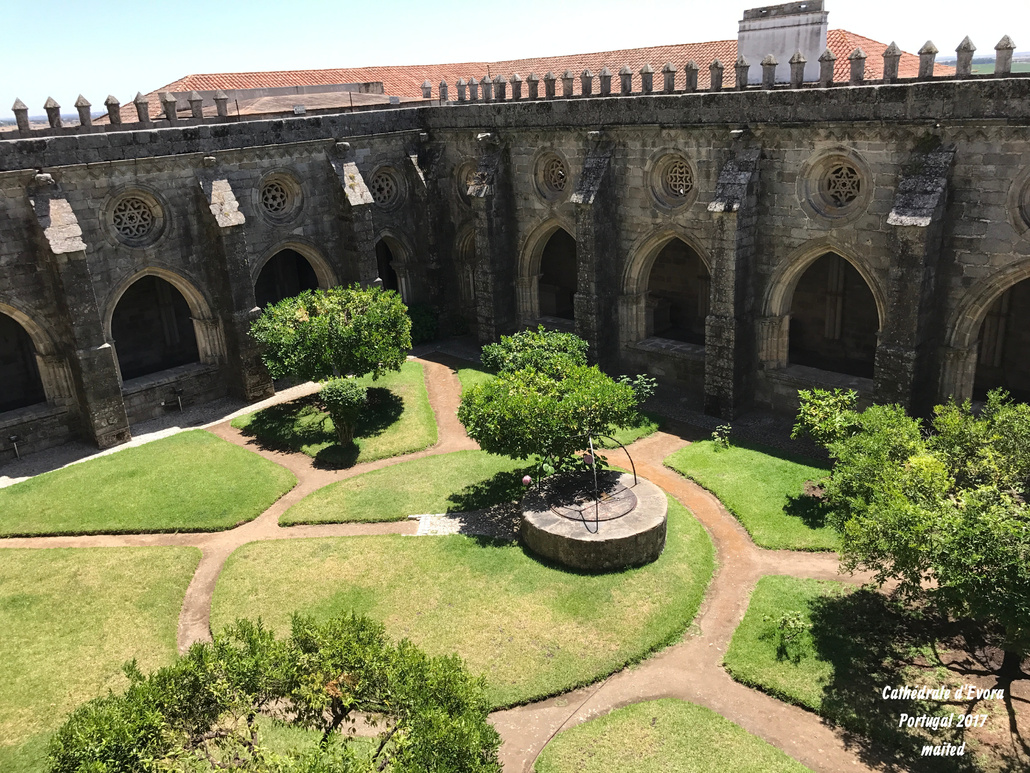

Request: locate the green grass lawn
(0, 547), (200, 773)
(455, 362), (495, 394)
(664, 440), (836, 551)
(212, 497), (713, 708)
(0, 431), (296, 537)
(723, 576), (998, 772)
(281, 449), (532, 524)
(534, 698), (811, 773)
(232, 361), (437, 468)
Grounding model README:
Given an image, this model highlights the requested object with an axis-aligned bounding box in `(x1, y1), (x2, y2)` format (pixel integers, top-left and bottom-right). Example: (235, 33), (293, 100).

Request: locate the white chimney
(738, 2), (829, 84)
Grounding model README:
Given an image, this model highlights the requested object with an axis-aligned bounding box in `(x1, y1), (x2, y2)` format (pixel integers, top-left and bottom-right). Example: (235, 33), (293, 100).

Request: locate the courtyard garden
(0, 547), (200, 773)
(212, 496), (714, 708)
(663, 440), (836, 551)
(533, 698), (812, 773)
(724, 576), (1026, 772)
(0, 431), (296, 537)
(231, 360), (437, 468)
(280, 449), (532, 524)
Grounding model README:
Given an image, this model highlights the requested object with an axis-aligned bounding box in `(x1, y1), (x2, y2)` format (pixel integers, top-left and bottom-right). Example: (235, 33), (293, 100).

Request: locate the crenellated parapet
(6, 34), (1024, 142)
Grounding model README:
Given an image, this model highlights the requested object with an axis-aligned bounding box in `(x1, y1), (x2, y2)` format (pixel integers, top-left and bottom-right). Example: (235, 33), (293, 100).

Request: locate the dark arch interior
(112, 276), (200, 381)
(646, 239), (710, 345)
(539, 229), (577, 320)
(788, 254), (878, 378)
(974, 278), (1030, 402)
(255, 249), (320, 308)
(376, 240), (400, 294)
(0, 314), (46, 413)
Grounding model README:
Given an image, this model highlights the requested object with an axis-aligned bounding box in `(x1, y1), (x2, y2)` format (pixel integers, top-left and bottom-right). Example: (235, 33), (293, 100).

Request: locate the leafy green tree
(458, 363), (638, 472)
(250, 285), (411, 383)
(480, 326), (588, 377)
(791, 388), (860, 447)
(801, 389), (1030, 676)
(47, 614), (500, 773)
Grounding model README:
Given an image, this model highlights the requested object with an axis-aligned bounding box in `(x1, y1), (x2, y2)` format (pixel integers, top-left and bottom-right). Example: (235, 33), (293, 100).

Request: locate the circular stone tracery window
(107, 191), (165, 247)
(650, 153), (698, 209)
(112, 196), (154, 240)
(823, 163), (861, 208)
(261, 181), (290, 215)
(369, 168), (402, 208)
(257, 173), (302, 223)
(798, 150), (872, 225)
(536, 153), (569, 199)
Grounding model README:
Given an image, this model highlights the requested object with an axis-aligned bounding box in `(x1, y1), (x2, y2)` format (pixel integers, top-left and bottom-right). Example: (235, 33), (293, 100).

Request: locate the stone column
(877, 149), (956, 412)
(570, 138), (619, 367)
(468, 134), (518, 341)
(29, 175), (131, 448)
(938, 345), (978, 402)
(329, 142), (379, 286)
(196, 167), (273, 401)
(756, 314), (789, 369)
(703, 148), (762, 418)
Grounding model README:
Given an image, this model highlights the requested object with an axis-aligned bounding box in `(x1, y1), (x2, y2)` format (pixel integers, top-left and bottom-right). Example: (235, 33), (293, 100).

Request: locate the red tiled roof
(117, 31), (952, 121)
(827, 30), (955, 80)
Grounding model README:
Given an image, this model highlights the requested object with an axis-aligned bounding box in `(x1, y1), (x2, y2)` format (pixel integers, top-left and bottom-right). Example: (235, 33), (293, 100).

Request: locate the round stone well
(520, 470), (667, 572)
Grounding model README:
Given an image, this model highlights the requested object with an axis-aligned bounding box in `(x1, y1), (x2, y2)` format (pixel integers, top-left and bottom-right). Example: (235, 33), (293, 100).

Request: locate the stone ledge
(764, 363), (874, 395)
(630, 337), (706, 362)
(0, 402), (69, 429)
(120, 362), (219, 395)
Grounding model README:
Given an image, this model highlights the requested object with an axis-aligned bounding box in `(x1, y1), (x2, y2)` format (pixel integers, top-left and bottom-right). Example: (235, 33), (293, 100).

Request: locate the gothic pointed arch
(761, 240), (884, 378)
(516, 217), (577, 324)
(0, 305), (48, 413)
(253, 240), (336, 308)
(105, 268), (224, 381)
(944, 259), (1030, 402)
(621, 229), (713, 345)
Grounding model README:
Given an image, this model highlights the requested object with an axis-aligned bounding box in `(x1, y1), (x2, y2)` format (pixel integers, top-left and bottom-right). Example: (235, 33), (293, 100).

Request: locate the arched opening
(111, 276), (200, 381)
(376, 240), (399, 294)
(538, 229), (577, 320)
(645, 238), (710, 345)
(974, 278), (1030, 402)
(788, 253), (878, 378)
(254, 248), (320, 308)
(0, 313), (46, 413)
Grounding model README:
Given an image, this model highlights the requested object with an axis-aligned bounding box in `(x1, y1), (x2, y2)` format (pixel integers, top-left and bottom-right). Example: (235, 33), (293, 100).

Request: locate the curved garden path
(0, 354), (887, 773)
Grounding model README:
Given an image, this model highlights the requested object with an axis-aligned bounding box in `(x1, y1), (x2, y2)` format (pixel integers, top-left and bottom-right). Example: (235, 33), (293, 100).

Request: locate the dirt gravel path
(0, 355), (892, 772)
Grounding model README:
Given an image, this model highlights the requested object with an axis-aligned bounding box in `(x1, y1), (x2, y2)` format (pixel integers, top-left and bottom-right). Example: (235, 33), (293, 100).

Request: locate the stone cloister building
(1, 4), (1029, 458)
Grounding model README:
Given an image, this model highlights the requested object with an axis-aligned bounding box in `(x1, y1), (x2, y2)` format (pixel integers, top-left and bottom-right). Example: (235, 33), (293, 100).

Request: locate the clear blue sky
(3, 0), (1027, 114)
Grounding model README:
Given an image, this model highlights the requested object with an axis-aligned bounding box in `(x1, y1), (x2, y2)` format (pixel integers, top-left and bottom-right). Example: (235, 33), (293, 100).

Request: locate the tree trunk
(335, 422), (354, 445)
(999, 648), (1027, 679)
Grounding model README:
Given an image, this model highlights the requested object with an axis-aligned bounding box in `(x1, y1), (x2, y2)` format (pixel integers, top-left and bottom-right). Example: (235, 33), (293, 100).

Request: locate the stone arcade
(1, 4), (1029, 459)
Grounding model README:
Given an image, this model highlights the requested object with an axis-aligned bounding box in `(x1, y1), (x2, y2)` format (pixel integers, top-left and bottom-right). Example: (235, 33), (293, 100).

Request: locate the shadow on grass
(784, 491), (830, 529)
(807, 589), (984, 772)
(237, 388), (404, 470)
(446, 469), (532, 512)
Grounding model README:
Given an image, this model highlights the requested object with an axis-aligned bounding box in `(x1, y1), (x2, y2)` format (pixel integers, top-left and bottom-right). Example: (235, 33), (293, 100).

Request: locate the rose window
(663, 159), (694, 198)
(825, 164), (861, 207)
(541, 156), (568, 194)
(370, 170), (400, 207)
(261, 181), (290, 215)
(112, 197), (155, 240)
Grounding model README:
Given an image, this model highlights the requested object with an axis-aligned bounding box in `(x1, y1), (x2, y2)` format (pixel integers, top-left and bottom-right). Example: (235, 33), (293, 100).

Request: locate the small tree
(47, 614), (501, 773)
(801, 389), (1030, 677)
(250, 285), (411, 446)
(250, 285), (411, 383)
(480, 325), (588, 377)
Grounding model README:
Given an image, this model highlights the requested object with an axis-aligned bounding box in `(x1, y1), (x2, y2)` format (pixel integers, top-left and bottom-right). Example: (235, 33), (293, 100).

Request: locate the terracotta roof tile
(109, 31), (955, 122)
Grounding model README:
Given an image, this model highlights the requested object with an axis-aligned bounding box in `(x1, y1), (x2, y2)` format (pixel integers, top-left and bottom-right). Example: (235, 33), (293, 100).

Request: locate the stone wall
(2, 72), (1029, 455)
